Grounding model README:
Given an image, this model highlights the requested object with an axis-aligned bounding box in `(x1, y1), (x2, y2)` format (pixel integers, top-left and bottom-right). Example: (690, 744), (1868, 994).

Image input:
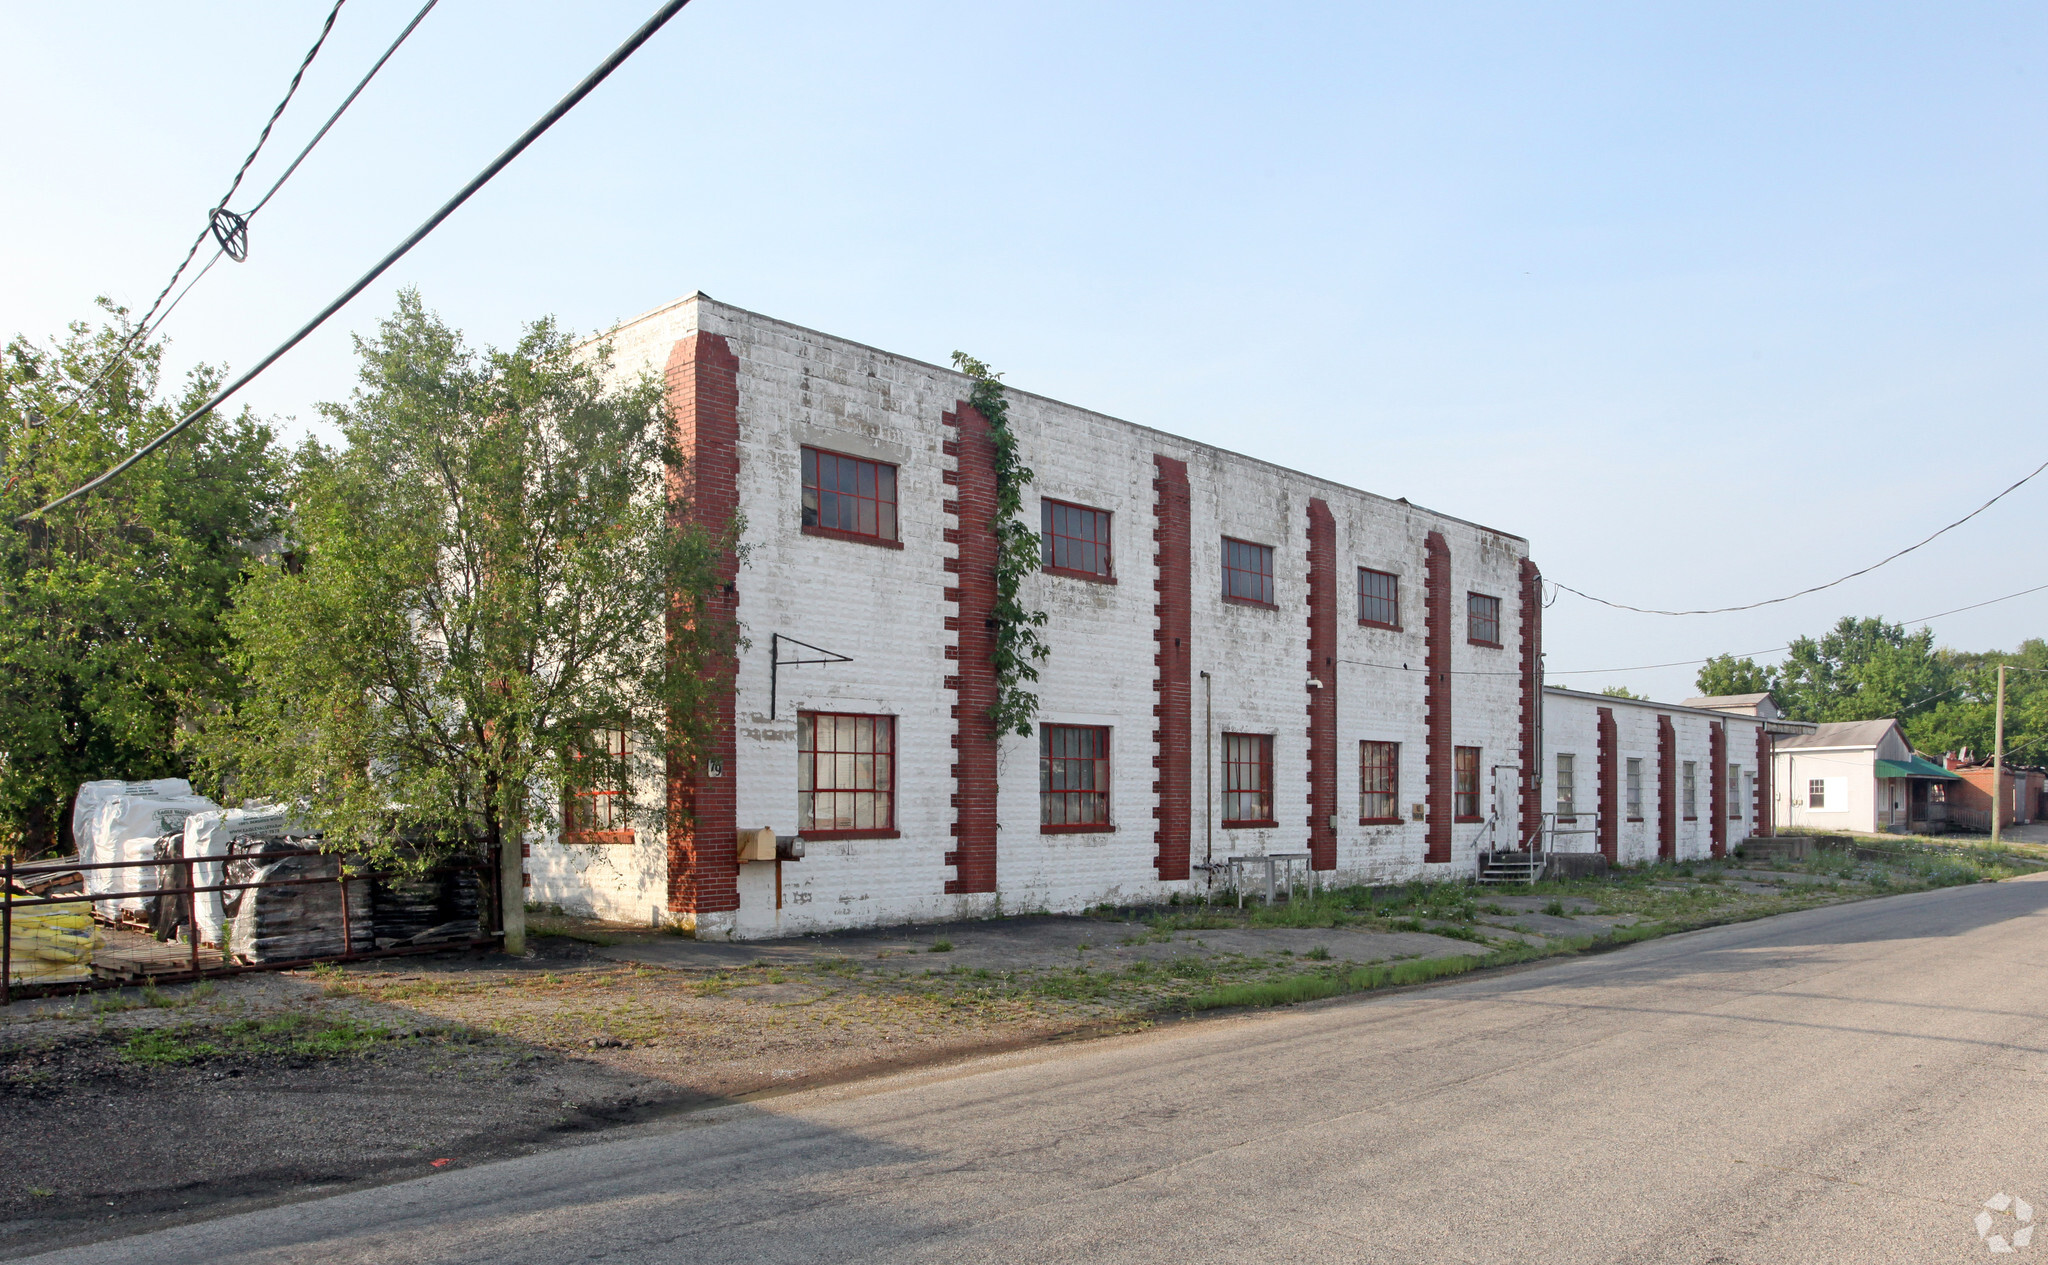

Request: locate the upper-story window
(1467, 592), (1502, 646)
(1358, 567), (1399, 628)
(802, 446), (899, 544)
(1222, 538), (1275, 607)
(1041, 499), (1113, 580)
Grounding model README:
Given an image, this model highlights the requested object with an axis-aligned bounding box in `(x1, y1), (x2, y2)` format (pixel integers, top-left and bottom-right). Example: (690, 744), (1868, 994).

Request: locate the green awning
(1874, 756), (1959, 781)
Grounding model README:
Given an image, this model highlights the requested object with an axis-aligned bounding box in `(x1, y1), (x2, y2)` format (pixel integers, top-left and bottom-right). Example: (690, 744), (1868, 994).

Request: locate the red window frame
(1041, 499), (1114, 581)
(1467, 592), (1502, 646)
(1454, 746), (1481, 821)
(802, 446), (901, 547)
(1222, 537), (1275, 607)
(564, 725), (633, 844)
(798, 711), (898, 839)
(1040, 724), (1111, 831)
(1360, 740), (1400, 824)
(1358, 567), (1400, 629)
(1222, 733), (1275, 826)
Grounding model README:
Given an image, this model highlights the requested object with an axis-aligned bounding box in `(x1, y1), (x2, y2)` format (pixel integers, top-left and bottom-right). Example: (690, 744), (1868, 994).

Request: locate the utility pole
(1991, 664), (2007, 845)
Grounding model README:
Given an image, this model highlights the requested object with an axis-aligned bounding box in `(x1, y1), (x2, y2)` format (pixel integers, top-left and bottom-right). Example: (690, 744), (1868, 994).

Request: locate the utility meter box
(735, 826), (777, 863)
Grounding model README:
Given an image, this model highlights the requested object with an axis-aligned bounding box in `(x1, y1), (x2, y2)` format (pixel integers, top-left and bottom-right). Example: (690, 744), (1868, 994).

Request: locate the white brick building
(531, 295), (1543, 938)
(1540, 688), (1772, 865)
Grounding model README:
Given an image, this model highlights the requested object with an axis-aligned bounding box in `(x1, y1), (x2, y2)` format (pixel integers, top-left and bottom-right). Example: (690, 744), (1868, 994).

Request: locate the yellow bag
(5, 895), (101, 984)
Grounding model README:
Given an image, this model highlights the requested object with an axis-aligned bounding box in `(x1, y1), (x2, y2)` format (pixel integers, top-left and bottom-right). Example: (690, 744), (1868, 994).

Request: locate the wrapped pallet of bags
(5, 893), (101, 987)
(224, 839), (372, 963)
(185, 804), (301, 947)
(81, 782), (217, 919)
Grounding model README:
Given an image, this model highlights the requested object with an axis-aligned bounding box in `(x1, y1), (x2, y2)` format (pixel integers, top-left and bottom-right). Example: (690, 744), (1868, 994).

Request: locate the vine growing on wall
(951, 351), (1050, 737)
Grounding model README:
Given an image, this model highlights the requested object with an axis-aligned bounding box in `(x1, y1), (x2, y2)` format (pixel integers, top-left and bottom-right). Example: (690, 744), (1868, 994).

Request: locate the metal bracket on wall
(769, 632), (852, 721)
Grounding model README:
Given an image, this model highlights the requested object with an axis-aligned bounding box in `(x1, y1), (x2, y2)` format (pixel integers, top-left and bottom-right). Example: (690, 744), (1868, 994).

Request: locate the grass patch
(120, 1014), (400, 1066)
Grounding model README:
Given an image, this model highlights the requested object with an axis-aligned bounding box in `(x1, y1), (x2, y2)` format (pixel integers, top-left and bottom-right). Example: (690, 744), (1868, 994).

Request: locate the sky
(4, 1), (2045, 700)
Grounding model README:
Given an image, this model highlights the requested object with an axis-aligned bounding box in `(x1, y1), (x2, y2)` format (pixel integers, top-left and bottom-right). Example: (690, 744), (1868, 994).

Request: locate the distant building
(1941, 758), (2044, 833)
(1543, 688), (1771, 864)
(1772, 719), (1957, 834)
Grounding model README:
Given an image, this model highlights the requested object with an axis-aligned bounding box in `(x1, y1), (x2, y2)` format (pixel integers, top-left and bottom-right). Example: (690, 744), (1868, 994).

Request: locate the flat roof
(1542, 685), (1766, 723)
(604, 292), (1531, 547)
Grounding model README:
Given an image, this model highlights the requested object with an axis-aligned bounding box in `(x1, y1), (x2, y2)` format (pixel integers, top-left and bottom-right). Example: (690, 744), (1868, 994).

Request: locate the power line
(1551, 456), (2048, 616)
(18, 0), (698, 523)
(9, 0), (362, 466)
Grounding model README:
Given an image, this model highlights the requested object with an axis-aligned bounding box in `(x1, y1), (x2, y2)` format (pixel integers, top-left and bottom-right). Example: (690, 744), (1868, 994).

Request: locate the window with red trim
(1358, 567), (1399, 628)
(564, 725), (633, 843)
(802, 447), (899, 542)
(1360, 740), (1400, 823)
(1040, 724), (1110, 829)
(1222, 538), (1275, 606)
(1454, 746), (1481, 820)
(1040, 499), (1113, 579)
(1222, 733), (1275, 825)
(798, 711), (896, 835)
(1467, 592), (1501, 646)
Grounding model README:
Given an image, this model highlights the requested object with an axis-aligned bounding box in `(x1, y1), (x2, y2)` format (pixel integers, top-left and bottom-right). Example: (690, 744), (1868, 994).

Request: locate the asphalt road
(23, 875), (2048, 1264)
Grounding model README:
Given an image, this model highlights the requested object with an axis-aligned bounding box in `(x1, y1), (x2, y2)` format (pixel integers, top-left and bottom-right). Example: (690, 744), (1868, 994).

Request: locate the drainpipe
(1200, 670), (1214, 885)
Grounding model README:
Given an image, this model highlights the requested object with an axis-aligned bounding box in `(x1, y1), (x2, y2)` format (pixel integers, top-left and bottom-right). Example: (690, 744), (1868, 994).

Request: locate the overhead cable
(1551, 456), (2048, 616)
(18, 0), (697, 523)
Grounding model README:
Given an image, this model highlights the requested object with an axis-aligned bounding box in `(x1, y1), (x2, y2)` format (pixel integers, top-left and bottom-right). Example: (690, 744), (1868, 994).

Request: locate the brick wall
(1754, 727), (1772, 837)
(1597, 706), (1618, 862)
(1518, 558), (1542, 847)
(1709, 722), (1727, 857)
(1151, 456), (1193, 880)
(1304, 498), (1338, 870)
(1657, 714), (1677, 861)
(943, 401), (1001, 895)
(663, 332), (741, 917)
(1422, 531), (1454, 863)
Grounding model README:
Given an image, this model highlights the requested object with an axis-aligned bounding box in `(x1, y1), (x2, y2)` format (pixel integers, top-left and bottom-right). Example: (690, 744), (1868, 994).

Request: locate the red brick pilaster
(1304, 499), (1338, 870)
(1423, 531), (1453, 863)
(1596, 707), (1618, 863)
(942, 401), (1001, 894)
(1709, 722), (1727, 858)
(1151, 456), (1192, 880)
(1518, 557), (1543, 848)
(1754, 726), (1773, 837)
(663, 332), (741, 916)
(1657, 715), (1677, 861)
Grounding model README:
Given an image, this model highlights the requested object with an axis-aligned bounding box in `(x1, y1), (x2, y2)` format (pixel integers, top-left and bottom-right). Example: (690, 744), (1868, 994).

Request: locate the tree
(1694, 654), (1777, 700)
(1903, 640), (2048, 761)
(0, 305), (284, 856)
(1598, 685), (1645, 699)
(199, 293), (740, 950)
(1775, 616), (1945, 724)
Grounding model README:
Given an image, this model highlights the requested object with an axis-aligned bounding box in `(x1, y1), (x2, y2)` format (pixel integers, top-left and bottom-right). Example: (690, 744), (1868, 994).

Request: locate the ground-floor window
(564, 724), (633, 843)
(1041, 724), (1110, 829)
(799, 711), (896, 835)
(1555, 753), (1576, 819)
(1807, 778), (1826, 810)
(1454, 746), (1481, 821)
(1360, 740), (1399, 823)
(1729, 763), (1744, 818)
(1627, 758), (1644, 820)
(1682, 761), (1697, 819)
(1223, 733), (1275, 826)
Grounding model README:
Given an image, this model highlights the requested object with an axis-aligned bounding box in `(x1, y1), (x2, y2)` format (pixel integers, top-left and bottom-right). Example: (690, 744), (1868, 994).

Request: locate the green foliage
(120, 1013), (397, 1065)
(1695, 653), (1777, 700)
(0, 303), (286, 854)
(1598, 685), (1645, 699)
(196, 292), (742, 870)
(1776, 616), (1945, 724)
(949, 352), (1050, 737)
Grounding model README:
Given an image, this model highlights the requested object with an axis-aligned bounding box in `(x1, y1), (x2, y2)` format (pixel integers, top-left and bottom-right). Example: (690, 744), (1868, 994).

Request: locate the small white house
(1771, 719), (1957, 834)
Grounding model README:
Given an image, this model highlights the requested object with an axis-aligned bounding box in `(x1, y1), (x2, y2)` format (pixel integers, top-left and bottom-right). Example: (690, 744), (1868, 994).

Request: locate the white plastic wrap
(185, 804), (302, 946)
(83, 787), (218, 915)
